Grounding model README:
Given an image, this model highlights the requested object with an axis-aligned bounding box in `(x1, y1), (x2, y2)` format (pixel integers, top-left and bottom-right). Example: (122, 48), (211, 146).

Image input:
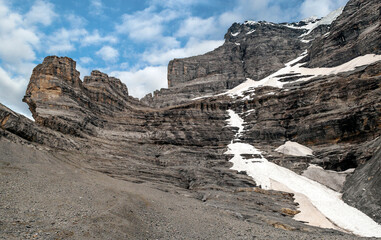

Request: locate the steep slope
(305, 0), (381, 67)
(142, 20), (311, 107)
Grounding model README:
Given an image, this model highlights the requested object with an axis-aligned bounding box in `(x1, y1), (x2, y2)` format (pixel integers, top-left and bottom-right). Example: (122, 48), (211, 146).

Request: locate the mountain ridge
(1, 0), (381, 238)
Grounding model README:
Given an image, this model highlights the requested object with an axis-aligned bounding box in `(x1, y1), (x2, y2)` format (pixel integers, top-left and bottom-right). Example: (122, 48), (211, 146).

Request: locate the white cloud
(116, 7), (179, 42)
(300, 0), (349, 19)
(111, 66), (167, 98)
(218, 0), (290, 25)
(66, 13), (87, 28)
(79, 57), (93, 64)
(142, 38), (223, 65)
(96, 45), (119, 62)
(46, 28), (87, 53)
(46, 28), (117, 54)
(149, 0), (201, 8)
(0, 66), (30, 117)
(76, 63), (91, 80)
(89, 0), (103, 16)
(0, 2), (39, 65)
(176, 17), (219, 38)
(81, 30), (118, 46)
(24, 0), (56, 26)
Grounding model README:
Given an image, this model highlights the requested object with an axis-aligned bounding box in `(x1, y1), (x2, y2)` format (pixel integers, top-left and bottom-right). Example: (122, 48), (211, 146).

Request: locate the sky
(0, 0), (348, 118)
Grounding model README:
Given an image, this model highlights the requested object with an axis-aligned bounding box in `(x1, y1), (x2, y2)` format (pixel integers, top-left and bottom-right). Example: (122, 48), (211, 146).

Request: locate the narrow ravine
(225, 109), (381, 238)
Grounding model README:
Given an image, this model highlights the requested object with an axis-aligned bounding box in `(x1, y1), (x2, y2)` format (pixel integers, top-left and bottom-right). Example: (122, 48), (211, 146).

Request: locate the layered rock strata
(305, 0), (381, 67)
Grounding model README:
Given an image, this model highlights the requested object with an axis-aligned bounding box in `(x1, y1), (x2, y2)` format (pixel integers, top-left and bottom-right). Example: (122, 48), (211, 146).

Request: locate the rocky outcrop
(143, 21), (311, 107)
(0, 103), (79, 150)
(22, 56), (145, 136)
(1, 0), (380, 237)
(343, 137), (381, 224)
(23, 56), (99, 136)
(305, 0), (381, 67)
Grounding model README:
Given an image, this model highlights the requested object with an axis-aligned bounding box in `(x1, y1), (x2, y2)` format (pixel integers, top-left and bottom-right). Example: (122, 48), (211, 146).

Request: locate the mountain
(1, 0), (381, 239)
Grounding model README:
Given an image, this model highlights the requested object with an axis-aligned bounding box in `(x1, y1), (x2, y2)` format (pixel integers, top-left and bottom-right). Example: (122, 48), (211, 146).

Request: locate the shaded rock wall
(343, 137), (381, 224)
(305, 0), (381, 67)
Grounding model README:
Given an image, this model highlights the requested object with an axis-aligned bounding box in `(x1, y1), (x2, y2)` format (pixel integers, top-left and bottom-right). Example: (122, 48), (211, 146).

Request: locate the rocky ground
(0, 137), (367, 240)
(1, 0), (380, 238)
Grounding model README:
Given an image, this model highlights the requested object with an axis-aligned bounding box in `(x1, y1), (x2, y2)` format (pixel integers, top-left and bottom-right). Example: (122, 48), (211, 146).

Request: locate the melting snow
(225, 109), (381, 237)
(275, 141), (313, 157)
(223, 53), (381, 98)
(231, 32), (240, 37)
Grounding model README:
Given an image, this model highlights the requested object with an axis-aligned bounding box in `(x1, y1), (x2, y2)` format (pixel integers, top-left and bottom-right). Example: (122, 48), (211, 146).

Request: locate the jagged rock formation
(142, 20), (313, 107)
(1, 0), (381, 238)
(305, 0), (381, 67)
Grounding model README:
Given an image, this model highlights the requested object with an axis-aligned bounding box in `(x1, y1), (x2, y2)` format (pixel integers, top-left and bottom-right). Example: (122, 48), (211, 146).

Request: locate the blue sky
(0, 0), (348, 117)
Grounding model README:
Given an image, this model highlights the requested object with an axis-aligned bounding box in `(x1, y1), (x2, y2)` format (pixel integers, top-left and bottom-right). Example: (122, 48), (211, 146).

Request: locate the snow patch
(301, 7), (344, 37)
(226, 109), (244, 137)
(244, 20), (257, 25)
(222, 53), (381, 98)
(275, 141), (313, 157)
(246, 29), (256, 35)
(224, 109), (381, 237)
(231, 32), (240, 37)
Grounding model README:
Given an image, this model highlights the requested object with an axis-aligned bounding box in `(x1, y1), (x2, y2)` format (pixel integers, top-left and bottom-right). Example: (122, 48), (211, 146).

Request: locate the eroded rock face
(23, 56), (98, 136)
(343, 137), (381, 224)
(143, 21), (310, 107)
(305, 0), (381, 67)
(2, 0), (380, 236)
(22, 56), (144, 136)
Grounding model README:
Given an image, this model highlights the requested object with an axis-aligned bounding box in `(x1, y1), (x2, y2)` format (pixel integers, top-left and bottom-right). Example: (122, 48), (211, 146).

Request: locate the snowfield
(275, 141), (313, 157)
(224, 53), (381, 98)
(225, 109), (381, 237)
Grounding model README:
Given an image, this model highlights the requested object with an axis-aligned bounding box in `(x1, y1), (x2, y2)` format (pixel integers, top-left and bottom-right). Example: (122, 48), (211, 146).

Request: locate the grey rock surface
(1, 0), (381, 238)
(305, 0), (381, 67)
(343, 137), (381, 224)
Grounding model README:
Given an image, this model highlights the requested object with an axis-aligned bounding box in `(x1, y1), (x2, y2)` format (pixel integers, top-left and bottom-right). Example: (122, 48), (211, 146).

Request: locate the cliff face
(1, 0), (381, 237)
(143, 20), (314, 107)
(306, 0), (381, 67)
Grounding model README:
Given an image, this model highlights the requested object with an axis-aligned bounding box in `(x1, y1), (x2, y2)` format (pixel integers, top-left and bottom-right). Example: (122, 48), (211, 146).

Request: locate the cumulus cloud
(116, 7), (180, 42)
(46, 28), (117, 54)
(111, 66), (167, 98)
(0, 66), (30, 117)
(218, 0), (294, 25)
(46, 28), (87, 53)
(89, 0), (103, 16)
(24, 0), (57, 26)
(142, 38), (223, 65)
(176, 17), (219, 39)
(81, 30), (118, 46)
(96, 45), (119, 62)
(0, 2), (39, 65)
(299, 0), (349, 19)
(79, 57), (93, 64)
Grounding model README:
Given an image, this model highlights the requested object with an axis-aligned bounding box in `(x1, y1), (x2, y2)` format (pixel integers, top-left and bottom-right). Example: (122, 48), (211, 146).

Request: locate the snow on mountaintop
(283, 7), (344, 36)
(301, 6), (344, 36)
(244, 20), (257, 25)
(301, 16), (319, 23)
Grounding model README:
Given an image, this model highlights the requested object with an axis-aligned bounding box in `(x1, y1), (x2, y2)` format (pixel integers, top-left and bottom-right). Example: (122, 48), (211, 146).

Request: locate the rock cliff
(1, 0), (381, 238)
(305, 0), (381, 67)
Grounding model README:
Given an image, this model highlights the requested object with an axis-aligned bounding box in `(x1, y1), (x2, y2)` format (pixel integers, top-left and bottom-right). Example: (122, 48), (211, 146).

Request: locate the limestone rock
(305, 0), (381, 67)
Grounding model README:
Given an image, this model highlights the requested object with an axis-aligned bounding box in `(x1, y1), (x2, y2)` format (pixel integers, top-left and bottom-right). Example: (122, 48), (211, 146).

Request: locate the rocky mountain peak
(1, 0), (381, 238)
